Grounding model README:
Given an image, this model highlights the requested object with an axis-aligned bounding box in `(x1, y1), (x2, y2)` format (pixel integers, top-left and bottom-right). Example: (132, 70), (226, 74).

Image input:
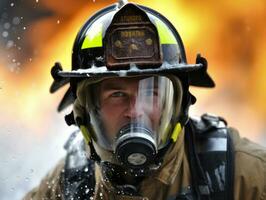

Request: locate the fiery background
(0, 0), (265, 199)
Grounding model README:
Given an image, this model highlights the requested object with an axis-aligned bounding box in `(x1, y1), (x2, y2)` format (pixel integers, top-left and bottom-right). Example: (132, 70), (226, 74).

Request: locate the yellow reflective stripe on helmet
(80, 125), (91, 143)
(155, 19), (178, 45)
(171, 123), (182, 142)
(81, 23), (103, 49)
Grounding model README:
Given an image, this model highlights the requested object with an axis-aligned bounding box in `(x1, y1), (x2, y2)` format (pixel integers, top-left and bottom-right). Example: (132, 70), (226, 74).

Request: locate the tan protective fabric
(23, 128), (266, 200)
(230, 128), (266, 200)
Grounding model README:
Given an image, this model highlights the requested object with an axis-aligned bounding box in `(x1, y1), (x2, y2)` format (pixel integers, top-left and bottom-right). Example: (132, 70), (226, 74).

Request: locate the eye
(110, 91), (126, 97)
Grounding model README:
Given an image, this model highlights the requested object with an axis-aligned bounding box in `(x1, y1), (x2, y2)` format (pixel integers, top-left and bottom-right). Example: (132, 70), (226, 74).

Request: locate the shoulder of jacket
(229, 128), (266, 199)
(229, 128), (266, 163)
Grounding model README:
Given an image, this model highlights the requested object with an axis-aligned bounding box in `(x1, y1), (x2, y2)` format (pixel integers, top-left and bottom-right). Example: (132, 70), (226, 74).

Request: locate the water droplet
(12, 59), (16, 63)
(17, 36), (21, 40)
(36, 0), (39, 3)
(23, 26), (26, 30)
(6, 40), (14, 49)
(30, 169), (34, 173)
(4, 23), (11, 29)
(12, 17), (20, 25)
(25, 177), (29, 182)
(57, 20), (60, 24)
(2, 31), (9, 38)
(10, 3), (14, 7)
(10, 187), (15, 191)
(84, 167), (89, 172)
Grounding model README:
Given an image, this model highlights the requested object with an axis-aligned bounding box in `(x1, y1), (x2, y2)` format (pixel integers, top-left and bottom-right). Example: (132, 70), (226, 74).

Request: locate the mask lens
(87, 75), (182, 150)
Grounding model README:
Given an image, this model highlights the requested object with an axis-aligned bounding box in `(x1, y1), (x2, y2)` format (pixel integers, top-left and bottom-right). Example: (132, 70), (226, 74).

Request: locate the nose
(124, 96), (143, 119)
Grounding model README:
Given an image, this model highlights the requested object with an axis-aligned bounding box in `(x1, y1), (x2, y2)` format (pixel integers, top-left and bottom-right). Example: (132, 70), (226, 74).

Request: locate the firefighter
(24, 1), (266, 200)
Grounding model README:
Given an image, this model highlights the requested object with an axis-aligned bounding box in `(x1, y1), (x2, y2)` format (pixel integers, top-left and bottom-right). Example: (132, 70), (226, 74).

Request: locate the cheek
(145, 100), (162, 125)
(100, 104), (126, 131)
(101, 100), (128, 115)
(149, 107), (161, 122)
(101, 105), (119, 122)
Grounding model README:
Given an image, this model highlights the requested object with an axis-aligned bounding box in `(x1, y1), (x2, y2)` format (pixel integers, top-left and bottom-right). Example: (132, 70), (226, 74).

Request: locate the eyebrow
(101, 82), (126, 91)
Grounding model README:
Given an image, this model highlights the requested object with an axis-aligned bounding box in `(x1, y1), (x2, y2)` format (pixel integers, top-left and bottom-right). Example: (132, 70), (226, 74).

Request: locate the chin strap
(73, 115), (101, 163)
(88, 140), (101, 163)
(64, 111), (102, 163)
(79, 125), (101, 163)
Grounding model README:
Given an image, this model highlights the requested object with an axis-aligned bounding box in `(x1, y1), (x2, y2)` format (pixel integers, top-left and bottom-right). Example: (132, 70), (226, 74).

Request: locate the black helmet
(50, 2), (214, 112)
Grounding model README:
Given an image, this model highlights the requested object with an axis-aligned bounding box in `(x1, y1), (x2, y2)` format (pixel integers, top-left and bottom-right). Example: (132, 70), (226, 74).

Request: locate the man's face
(98, 76), (162, 141)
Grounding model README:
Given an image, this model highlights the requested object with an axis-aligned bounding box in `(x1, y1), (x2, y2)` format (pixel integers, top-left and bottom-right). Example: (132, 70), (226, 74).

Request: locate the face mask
(78, 75), (183, 175)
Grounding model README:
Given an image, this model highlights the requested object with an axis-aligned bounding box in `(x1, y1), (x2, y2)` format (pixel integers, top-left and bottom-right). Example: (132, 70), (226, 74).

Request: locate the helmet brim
(57, 62), (215, 88)
(51, 63), (215, 111)
(58, 63), (201, 77)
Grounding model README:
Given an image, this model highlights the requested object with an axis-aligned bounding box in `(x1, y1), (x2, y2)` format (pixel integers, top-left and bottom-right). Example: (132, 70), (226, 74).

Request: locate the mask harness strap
(64, 112), (101, 163)
(75, 117), (101, 163)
